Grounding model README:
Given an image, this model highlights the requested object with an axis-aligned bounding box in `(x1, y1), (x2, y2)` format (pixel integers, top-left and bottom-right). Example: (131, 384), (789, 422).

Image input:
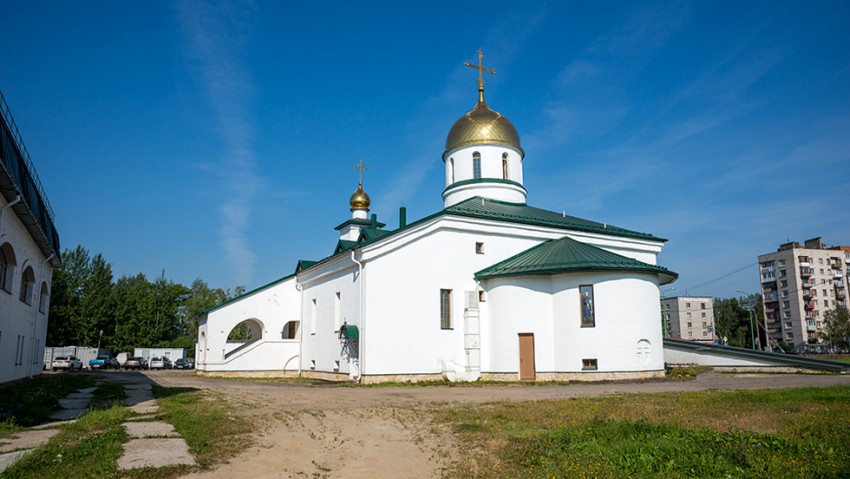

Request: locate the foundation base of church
(480, 370), (665, 382)
(194, 369), (665, 383)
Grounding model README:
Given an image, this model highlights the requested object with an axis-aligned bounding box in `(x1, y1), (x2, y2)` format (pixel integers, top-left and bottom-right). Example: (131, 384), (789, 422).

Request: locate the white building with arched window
(0, 92), (61, 384)
(197, 58), (676, 383)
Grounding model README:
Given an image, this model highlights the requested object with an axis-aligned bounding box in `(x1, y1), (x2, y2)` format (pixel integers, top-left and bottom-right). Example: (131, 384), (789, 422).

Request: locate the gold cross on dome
(352, 157), (368, 185)
(464, 49), (495, 90)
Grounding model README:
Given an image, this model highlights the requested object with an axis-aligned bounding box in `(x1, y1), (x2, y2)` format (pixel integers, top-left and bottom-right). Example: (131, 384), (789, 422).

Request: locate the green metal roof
(446, 197), (664, 242)
(335, 240), (358, 254)
(475, 235), (677, 284)
(358, 227), (393, 242)
(295, 259), (318, 272)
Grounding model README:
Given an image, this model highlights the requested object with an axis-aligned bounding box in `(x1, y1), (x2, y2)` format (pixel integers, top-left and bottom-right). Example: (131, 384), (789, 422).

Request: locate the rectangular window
(701, 303), (706, 309)
(825, 299), (829, 307)
(440, 289), (452, 329)
(778, 259), (785, 266)
(478, 290), (486, 303)
(502, 158), (508, 180)
(475, 242), (484, 254)
(687, 322), (692, 328)
(580, 285), (595, 327)
(702, 321), (707, 328)
(686, 302), (691, 308)
(581, 358), (598, 370)
(783, 301), (790, 309)
(781, 280), (788, 287)
(786, 332), (794, 340)
(472, 154), (481, 179)
(310, 299), (317, 335)
(334, 292), (341, 331)
(701, 312), (706, 318)
(15, 335), (24, 365)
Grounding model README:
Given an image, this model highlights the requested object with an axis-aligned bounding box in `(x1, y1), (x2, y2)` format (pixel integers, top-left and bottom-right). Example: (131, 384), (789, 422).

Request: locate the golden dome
(349, 183), (370, 211)
(444, 93), (523, 158)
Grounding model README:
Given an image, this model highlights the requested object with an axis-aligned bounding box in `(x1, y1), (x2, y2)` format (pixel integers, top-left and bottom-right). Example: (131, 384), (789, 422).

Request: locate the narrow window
(472, 152), (481, 179)
(19, 266), (34, 305)
(475, 242), (484, 254)
(39, 282), (49, 313)
(478, 290), (486, 303)
(310, 299), (317, 335)
(0, 246), (8, 292)
(334, 292), (341, 331)
(580, 285), (595, 327)
(449, 158), (455, 183)
(440, 289), (452, 329)
(582, 358), (598, 370)
(502, 153), (509, 180)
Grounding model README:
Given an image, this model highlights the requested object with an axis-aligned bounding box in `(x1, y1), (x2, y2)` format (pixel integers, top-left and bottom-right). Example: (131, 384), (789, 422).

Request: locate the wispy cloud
(177, 0), (261, 285)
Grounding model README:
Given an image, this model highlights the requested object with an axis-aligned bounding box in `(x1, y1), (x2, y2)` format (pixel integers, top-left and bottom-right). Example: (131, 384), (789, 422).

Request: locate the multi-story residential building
(661, 296), (715, 343)
(758, 237), (849, 349)
(0, 91), (61, 384)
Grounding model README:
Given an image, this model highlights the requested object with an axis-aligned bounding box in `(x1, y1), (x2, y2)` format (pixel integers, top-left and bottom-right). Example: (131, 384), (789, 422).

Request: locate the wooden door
(518, 333), (536, 380)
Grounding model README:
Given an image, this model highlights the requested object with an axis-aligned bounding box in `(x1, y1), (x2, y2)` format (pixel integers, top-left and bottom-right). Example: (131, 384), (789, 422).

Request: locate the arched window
(472, 152), (481, 179)
(19, 266), (35, 305)
(282, 321), (300, 339)
(39, 282), (49, 313)
(0, 242), (16, 293)
(449, 158), (455, 183)
(502, 153), (509, 180)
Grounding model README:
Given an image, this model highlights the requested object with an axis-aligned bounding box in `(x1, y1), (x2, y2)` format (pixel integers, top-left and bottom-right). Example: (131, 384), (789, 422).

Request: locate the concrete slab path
(0, 429), (61, 473)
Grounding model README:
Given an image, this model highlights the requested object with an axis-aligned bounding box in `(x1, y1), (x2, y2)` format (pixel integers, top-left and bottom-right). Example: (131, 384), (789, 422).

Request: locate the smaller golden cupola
(349, 183), (370, 212)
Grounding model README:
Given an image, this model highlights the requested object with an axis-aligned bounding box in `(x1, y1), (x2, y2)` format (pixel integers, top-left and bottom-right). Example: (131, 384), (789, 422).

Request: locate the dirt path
(144, 370), (850, 479)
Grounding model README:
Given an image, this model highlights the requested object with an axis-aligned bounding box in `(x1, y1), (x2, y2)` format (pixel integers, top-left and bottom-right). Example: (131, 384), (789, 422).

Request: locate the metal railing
(0, 90), (55, 222)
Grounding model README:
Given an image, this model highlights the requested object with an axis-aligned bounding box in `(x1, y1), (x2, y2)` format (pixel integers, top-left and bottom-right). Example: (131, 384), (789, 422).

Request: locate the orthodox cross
(352, 157), (368, 185)
(464, 49), (495, 90)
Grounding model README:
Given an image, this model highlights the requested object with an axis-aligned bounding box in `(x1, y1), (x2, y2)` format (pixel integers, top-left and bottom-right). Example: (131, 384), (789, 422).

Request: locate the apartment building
(661, 296), (715, 343)
(758, 237), (849, 348)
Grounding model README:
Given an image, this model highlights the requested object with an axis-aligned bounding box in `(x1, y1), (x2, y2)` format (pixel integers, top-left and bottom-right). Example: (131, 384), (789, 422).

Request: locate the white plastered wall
(483, 272), (664, 376)
(0, 195), (53, 384)
(198, 276), (300, 372)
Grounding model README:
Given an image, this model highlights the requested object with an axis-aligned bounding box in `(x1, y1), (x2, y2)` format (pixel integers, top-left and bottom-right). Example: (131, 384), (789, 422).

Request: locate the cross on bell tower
(352, 157), (368, 186)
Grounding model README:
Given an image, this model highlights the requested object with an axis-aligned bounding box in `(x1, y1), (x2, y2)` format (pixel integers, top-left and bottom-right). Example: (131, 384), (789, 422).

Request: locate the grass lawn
(434, 386), (850, 478)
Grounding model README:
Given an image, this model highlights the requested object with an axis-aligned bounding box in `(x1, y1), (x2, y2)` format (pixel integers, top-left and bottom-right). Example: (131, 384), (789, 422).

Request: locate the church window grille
(472, 152), (481, 179)
(19, 266), (35, 305)
(502, 153), (508, 180)
(579, 285), (595, 327)
(581, 358), (597, 370)
(440, 289), (452, 329)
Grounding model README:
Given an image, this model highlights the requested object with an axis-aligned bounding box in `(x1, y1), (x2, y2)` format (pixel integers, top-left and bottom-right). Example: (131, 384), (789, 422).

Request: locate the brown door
(518, 333), (535, 380)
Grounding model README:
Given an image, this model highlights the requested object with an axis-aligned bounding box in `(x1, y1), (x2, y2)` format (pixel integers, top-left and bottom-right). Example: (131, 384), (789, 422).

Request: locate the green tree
(824, 306), (850, 351)
(713, 294), (762, 349)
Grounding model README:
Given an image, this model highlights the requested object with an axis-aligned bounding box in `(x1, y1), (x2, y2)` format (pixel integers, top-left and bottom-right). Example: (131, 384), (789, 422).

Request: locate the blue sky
(1, 1), (849, 299)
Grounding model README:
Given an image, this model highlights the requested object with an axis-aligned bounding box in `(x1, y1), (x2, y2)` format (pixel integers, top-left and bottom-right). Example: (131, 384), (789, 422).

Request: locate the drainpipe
(351, 250), (364, 382)
(295, 277), (304, 376)
(0, 195), (22, 236)
(29, 253), (53, 378)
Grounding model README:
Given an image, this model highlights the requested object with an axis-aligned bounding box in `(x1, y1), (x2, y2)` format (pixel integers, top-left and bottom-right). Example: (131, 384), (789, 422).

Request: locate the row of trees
(46, 246), (243, 355)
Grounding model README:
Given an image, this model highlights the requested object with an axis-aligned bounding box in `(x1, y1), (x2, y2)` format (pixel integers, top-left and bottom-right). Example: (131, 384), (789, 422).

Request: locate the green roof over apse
(475, 235), (678, 284)
(445, 197), (665, 242)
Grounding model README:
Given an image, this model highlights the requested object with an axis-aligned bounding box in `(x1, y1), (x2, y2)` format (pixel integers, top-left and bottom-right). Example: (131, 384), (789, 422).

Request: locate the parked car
(52, 356), (83, 371)
(107, 358), (120, 369)
(123, 357), (147, 370)
(174, 357), (195, 369)
(90, 355), (116, 369)
(149, 357), (171, 369)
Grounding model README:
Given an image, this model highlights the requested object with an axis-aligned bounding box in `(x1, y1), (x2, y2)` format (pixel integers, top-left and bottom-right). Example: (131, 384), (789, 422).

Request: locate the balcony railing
(800, 267), (813, 277)
(761, 273), (777, 283)
(804, 301), (814, 310)
(802, 281), (813, 288)
(832, 262), (842, 269)
(835, 280), (845, 288)
(763, 292), (779, 302)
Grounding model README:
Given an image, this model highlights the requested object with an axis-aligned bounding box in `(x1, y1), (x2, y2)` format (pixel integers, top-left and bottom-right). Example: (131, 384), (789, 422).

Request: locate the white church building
(197, 54), (677, 383)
